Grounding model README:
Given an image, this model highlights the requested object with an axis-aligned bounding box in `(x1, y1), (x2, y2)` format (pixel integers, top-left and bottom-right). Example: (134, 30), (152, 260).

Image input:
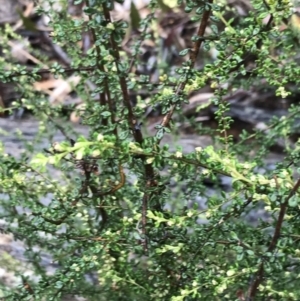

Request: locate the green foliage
(1, 0), (300, 300)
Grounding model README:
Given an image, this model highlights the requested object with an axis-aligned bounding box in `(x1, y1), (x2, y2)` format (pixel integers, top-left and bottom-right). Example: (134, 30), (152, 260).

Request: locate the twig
(127, 13), (154, 73)
(47, 115), (74, 141)
(86, 13), (110, 124)
(0, 66), (96, 79)
(193, 197), (253, 261)
(246, 178), (300, 300)
(159, 0), (213, 134)
(141, 194), (149, 253)
(101, 4), (158, 254)
(41, 31), (72, 66)
(102, 6), (140, 139)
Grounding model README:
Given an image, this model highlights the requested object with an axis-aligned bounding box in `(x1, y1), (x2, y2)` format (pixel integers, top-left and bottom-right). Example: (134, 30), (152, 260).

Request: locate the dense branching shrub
(1, 0), (300, 300)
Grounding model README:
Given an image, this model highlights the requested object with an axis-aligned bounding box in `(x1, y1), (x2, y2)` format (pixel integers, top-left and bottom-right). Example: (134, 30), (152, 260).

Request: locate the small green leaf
(101, 111), (112, 117)
(203, 42), (210, 51)
(30, 153), (48, 168)
(246, 250), (254, 256)
(179, 48), (190, 57)
(230, 231), (239, 241)
(184, 6), (193, 13)
(119, 130), (129, 140)
(196, 7), (204, 15)
(156, 128), (164, 140)
(288, 195), (299, 207)
(211, 24), (218, 35)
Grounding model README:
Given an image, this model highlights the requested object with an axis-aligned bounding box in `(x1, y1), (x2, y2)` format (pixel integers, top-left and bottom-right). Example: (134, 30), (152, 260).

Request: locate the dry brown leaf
(236, 289), (245, 300)
(34, 75), (81, 104)
(33, 78), (65, 94)
(70, 103), (86, 123)
(188, 93), (214, 104)
(112, 0), (149, 21)
(8, 39), (47, 67)
(49, 75), (81, 104)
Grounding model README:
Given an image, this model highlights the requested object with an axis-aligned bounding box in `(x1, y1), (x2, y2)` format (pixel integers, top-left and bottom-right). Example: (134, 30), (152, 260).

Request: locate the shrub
(1, 0), (300, 300)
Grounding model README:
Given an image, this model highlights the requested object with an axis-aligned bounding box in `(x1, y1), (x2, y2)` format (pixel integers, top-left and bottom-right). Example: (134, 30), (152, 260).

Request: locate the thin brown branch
(192, 197), (253, 262)
(268, 179), (300, 252)
(101, 4), (157, 254)
(141, 194), (149, 253)
(102, 5), (140, 140)
(160, 1), (212, 132)
(85, 2), (106, 108)
(247, 178), (300, 300)
(189, 5), (213, 67)
(127, 14), (154, 73)
(170, 153), (232, 177)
